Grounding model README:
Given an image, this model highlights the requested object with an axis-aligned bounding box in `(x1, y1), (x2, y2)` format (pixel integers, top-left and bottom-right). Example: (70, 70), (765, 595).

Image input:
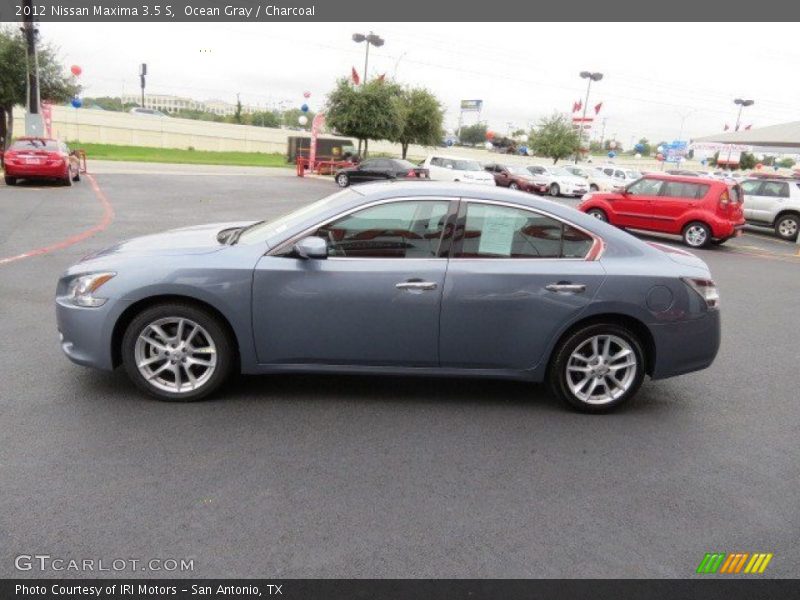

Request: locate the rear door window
(760, 182), (789, 198)
(661, 181), (709, 199)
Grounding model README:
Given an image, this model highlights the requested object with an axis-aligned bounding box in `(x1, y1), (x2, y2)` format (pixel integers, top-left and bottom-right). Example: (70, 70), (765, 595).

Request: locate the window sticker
(477, 207), (517, 256)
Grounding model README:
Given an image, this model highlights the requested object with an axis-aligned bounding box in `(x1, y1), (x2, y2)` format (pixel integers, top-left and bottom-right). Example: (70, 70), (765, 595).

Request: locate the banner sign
(460, 99), (483, 111)
(308, 112), (326, 166)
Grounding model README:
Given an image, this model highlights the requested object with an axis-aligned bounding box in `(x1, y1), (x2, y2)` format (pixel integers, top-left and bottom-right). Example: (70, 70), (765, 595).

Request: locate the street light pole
(728, 98), (754, 165)
(351, 31), (385, 157)
(575, 71), (603, 163)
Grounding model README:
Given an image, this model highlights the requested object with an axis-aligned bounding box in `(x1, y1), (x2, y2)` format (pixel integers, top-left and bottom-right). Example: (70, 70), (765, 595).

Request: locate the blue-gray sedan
(56, 182), (721, 412)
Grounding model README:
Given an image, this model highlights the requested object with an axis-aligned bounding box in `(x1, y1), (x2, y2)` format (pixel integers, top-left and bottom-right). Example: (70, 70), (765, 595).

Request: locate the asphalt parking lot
(1, 163), (798, 578)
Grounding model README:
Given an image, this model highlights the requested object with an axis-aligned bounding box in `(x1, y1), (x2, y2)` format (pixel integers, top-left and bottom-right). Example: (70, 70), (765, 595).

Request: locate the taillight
(682, 277), (719, 310)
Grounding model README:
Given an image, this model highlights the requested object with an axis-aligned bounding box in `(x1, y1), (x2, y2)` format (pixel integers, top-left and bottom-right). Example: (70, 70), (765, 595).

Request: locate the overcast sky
(38, 22), (799, 145)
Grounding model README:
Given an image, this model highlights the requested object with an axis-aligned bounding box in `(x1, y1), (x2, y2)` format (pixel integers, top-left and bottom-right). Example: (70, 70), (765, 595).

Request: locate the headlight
(682, 277), (719, 310)
(65, 272), (116, 307)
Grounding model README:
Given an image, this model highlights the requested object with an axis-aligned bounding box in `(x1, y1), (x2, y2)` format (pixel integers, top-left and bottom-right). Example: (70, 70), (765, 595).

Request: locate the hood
(80, 221), (257, 261)
(462, 170), (495, 181)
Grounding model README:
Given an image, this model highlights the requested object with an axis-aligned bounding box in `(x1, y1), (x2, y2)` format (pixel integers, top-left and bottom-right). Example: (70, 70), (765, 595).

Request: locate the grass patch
(69, 142), (289, 168)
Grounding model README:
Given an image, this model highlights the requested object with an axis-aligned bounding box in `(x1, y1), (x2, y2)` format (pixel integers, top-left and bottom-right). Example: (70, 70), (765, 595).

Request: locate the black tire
(4, 176), (16, 186)
(335, 172), (350, 188)
(548, 323), (646, 413)
(586, 208), (608, 222)
(549, 183), (560, 197)
(589, 184), (599, 192)
(121, 302), (235, 402)
(682, 221), (711, 248)
(710, 238), (728, 246)
(62, 169), (73, 187)
(509, 182), (519, 190)
(774, 213), (799, 241)
(72, 169), (81, 182)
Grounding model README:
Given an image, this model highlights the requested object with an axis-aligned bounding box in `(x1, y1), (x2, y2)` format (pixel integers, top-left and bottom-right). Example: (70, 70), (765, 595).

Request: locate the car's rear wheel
(4, 176), (16, 186)
(549, 323), (645, 413)
(774, 213), (799, 241)
(122, 303), (234, 401)
(71, 167), (80, 182)
(586, 208), (608, 222)
(589, 184), (599, 192)
(549, 183), (560, 197)
(509, 182), (519, 190)
(336, 173), (350, 188)
(682, 222), (710, 248)
(62, 168), (73, 187)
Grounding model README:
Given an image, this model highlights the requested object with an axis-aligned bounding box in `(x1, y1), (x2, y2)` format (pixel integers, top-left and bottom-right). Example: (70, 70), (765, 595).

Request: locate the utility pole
(22, 0), (43, 136)
(599, 117), (607, 150)
(139, 63), (147, 108)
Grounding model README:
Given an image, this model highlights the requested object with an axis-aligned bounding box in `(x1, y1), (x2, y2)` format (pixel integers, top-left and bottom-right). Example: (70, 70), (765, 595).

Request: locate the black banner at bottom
(3, 579), (800, 600)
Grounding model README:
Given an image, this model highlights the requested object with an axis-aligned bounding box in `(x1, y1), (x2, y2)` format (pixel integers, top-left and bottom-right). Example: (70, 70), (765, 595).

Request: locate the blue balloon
(445, 139), (453, 146)
(71, 97), (82, 108)
(300, 103), (309, 113)
(634, 143), (645, 153)
(608, 151), (616, 158)
(774, 165), (780, 171)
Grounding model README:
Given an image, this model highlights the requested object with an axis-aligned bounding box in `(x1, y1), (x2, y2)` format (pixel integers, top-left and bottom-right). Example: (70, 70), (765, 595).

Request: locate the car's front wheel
(336, 173), (350, 188)
(122, 302), (234, 401)
(549, 183), (560, 196)
(774, 213), (799, 241)
(509, 182), (519, 190)
(589, 184), (599, 192)
(549, 323), (646, 413)
(586, 208), (608, 222)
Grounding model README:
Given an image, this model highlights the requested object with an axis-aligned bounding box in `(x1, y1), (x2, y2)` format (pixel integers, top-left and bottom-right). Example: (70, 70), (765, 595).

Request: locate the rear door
(612, 177), (664, 229)
(439, 199), (606, 371)
(751, 180), (790, 223)
(651, 180), (710, 234)
(740, 179), (764, 221)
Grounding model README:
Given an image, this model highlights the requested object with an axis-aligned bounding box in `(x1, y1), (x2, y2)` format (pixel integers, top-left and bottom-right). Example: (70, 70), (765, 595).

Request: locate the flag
(351, 67), (360, 85)
(594, 102), (603, 115)
(745, 124), (752, 130)
(572, 100), (582, 113)
(575, 100), (582, 112)
(724, 124), (730, 131)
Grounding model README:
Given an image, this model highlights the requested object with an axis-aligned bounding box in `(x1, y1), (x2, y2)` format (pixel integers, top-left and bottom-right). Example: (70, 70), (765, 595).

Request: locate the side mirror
(293, 236), (328, 259)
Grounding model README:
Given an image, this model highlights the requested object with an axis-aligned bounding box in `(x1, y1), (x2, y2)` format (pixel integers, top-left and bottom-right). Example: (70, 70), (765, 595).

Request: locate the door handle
(545, 283), (586, 293)
(396, 281), (438, 291)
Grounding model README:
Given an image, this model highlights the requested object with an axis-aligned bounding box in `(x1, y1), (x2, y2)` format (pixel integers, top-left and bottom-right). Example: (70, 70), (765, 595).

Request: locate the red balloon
(303, 91), (311, 99)
(70, 65), (82, 76)
(656, 153), (665, 161)
(486, 131), (495, 140)
(755, 163), (763, 170)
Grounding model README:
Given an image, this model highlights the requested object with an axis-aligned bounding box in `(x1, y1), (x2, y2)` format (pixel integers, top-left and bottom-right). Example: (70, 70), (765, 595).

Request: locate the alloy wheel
(565, 334), (637, 405)
(336, 173), (349, 187)
(134, 317), (217, 394)
(777, 216), (798, 239)
(684, 224), (708, 247)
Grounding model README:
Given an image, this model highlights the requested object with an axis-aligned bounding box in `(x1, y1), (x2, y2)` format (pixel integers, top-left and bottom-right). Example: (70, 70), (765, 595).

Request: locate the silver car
(56, 182), (721, 412)
(740, 178), (800, 241)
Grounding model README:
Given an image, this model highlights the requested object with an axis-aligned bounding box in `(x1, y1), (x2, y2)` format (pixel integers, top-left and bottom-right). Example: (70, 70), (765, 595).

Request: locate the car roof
(641, 173), (725, 185)
(426, 154), (481, 160)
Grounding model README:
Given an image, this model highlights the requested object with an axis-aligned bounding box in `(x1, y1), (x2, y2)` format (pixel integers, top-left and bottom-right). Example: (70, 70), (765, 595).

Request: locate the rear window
(727, 186), (742, 203)
(661, 181), (709, 199)
(10, 139), (59, 151)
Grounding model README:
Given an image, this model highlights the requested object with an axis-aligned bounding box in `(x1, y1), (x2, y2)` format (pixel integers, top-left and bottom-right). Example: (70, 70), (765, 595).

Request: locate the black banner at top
(0, 0), (789, 22)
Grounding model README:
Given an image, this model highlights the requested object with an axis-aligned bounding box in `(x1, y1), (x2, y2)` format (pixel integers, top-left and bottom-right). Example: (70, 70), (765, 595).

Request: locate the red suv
(577, 174), (745, 248)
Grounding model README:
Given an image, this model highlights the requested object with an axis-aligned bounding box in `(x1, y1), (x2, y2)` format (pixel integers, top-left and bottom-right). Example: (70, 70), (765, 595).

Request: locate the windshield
(551, 168), (572, 176)
(454, 160), (481, 171)
(507, 166), (531, 176)
(237, 189), (358, 244)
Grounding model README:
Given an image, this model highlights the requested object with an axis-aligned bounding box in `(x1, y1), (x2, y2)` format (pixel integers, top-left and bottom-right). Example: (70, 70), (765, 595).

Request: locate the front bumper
(649, 310), (721, 379)
(56, 298), (116, 370)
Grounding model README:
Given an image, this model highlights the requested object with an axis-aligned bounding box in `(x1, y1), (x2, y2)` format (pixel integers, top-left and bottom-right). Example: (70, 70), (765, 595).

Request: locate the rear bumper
(5, 163), (67, 178)
(709, 217), (746, 239)
(649, 310), (721, 379)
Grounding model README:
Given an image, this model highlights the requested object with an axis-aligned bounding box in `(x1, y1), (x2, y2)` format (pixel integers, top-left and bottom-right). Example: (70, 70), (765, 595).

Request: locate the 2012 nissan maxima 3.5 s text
(56, 182), (721, 412)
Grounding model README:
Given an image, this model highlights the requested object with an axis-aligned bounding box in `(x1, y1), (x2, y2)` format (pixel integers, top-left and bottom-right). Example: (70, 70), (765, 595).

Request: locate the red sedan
(578, 173), (745, 248)
(3, 138), (81, 186)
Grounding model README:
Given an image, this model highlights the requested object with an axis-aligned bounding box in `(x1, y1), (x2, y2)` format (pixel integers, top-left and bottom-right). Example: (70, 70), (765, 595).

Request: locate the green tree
(528, 112), (579, 164)
(739, 152), (757, 170)
(82, 96), (136, 112)
(325, 78), (403, 156)
(777, 157), (796, 168)
(282, 107), (316, 129)
(635, 138), (652, 156)
(393, 86), (444, 159)
(247, 110), (281, 128)
(0, 26), (79, 149)
(588, 140), (603, 154)
(458, 122), (487, 146)
(233, 95), (243, 124)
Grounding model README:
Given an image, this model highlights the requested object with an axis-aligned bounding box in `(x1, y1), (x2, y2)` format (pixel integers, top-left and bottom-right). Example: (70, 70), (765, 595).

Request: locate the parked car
(527, 165), (590, 197)
(3, 138), (80, 186)
(334, 158), (429, 187)
(56, 182), (721, 413)
(595, 165), (642, 189)
(578, 174), (745, 248)
(483, 163), (548, 193)
(740, 178), (800, 241)
(422, 154), (496, 185)
(562, 164), (616, 192)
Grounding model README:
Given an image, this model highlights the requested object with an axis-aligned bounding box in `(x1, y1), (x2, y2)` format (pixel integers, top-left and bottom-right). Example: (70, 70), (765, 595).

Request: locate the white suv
(562, 165), (616, 192)
(741, 178), (800, 241)
(422, 155), (496, 186)
(595, 165), (642, 189)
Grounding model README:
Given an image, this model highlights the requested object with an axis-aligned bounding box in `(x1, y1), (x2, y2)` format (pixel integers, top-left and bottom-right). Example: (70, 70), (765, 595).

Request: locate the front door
(610, 177), (664, 229)
(440, 200), (606, 370)
(252, 198), (454, 366)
